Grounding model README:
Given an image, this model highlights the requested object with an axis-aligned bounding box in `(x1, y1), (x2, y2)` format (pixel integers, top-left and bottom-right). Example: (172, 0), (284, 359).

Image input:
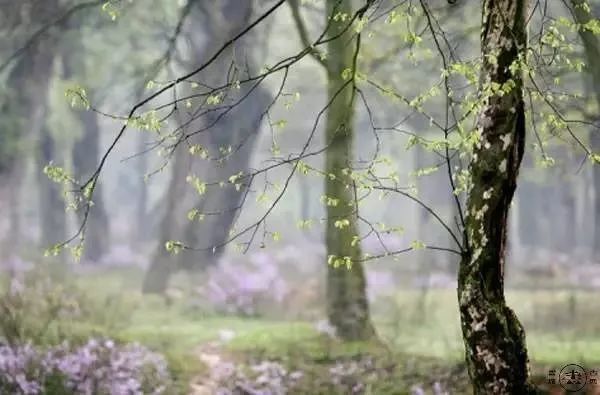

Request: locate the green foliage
(0, 266), (137, 346)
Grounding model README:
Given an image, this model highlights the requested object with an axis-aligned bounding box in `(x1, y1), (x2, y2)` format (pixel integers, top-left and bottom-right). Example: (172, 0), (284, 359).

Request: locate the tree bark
(457, 0), (535, 393)
(323, 0), (375, 341)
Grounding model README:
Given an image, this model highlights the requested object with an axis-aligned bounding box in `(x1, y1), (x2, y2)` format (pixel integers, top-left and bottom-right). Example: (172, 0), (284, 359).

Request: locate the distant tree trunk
(323, 0), (375, 341)
(457, 0), (535, 393)
(72, 110), (110, 262)
(134, 131), (150, 244)
(128, 73), (151, 246)
(177, 87), (270, 272)
(4, 40), (59, 251)
(36, 124), (67, 247)
(142, 150), (190, 293)
(2, 53), (33, 250)
(61, 48), (111, 262)
(517, 163), (541, 250)
(551, 148), (576, 253)
(571, 0), (600, 257)
(142, 0), (270, 293)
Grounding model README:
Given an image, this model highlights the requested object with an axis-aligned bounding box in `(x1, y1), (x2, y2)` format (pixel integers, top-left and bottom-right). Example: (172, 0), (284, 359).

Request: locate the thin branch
(0, 0), (104, 74)
(289, 0), (327, 69)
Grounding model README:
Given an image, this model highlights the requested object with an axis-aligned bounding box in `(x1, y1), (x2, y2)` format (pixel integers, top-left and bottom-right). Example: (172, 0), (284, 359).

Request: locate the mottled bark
(458, 0), (535, 393)
(571, 0), (600, 257)
(323, 0), (375, 341)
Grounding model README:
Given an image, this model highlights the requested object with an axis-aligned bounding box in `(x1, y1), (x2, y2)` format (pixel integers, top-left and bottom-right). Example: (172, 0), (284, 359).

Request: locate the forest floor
(4, 264), (600, 394)
(70, 267), (600, 394)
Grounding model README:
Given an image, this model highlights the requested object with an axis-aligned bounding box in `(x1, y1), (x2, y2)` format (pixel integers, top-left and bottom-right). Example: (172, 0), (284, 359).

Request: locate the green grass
(64, 268), (600, 366)
(5, 266), (600, 393)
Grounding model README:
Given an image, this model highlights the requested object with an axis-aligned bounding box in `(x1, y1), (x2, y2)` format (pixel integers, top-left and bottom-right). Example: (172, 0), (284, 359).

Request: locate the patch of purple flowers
(206, 358), (303, 395)
(0, 339), (170, 395)
(201, 252), (290, 317)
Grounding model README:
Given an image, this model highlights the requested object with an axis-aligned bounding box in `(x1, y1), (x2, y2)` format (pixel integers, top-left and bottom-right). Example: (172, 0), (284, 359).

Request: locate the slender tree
(457, 0), (535, 393)
(323, 0), (375, 340)
(288, 0), (376, 341)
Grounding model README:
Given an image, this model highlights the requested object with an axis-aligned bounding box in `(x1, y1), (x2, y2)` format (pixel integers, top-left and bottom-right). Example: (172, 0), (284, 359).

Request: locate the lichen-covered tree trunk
(457, 0), (535, 393)
(571, 0), (600, 257)
(323, 0), (375, 341)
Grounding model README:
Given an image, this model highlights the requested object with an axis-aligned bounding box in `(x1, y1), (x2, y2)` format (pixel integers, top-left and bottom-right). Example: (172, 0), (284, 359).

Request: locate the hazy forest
(2, 0), (600, 393)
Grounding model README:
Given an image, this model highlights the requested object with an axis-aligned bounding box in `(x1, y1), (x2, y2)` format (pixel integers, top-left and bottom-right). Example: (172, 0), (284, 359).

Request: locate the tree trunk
(71, 110), (110, 262)
(323, 0), (375, 341)
(7, 43), (59, 251)
(142, 0), (270, 292)
(2, 52), (34, 250)
(134, 131), (150, 244)
(142, 149), (191, 293)
(177, 87), (270, 272)
(457, 0), (535, 393)
(36, 124), (67, 247)
(61, 47), (111, 262)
